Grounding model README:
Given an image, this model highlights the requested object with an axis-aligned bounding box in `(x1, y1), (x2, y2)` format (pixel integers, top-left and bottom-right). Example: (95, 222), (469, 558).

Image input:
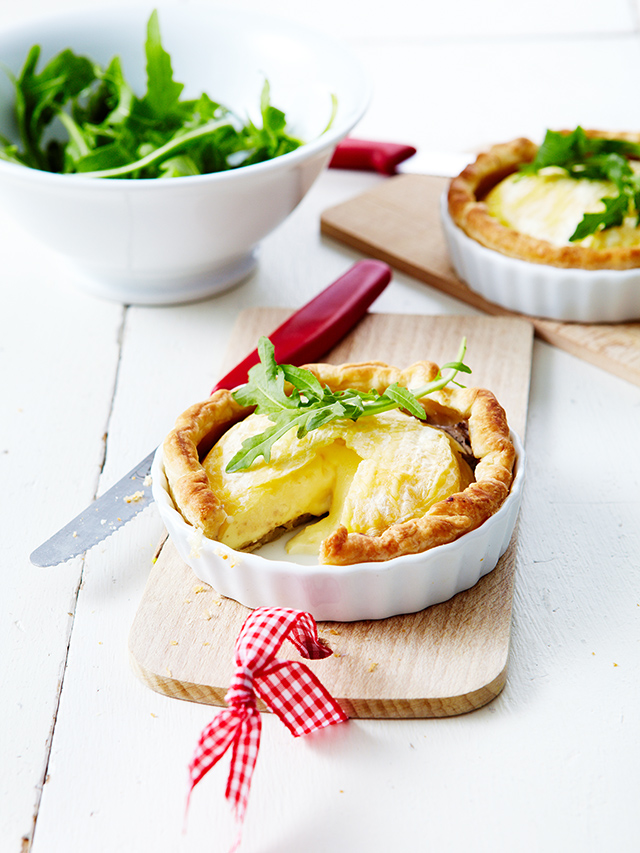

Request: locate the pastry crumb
(124, 490), (145, 503)
(329, 628), (341, 636)
(143, 474), (153, 487)
(368, 662), (378, 673)
(170, 640), (178, 646)
(193, 585), (207, 594)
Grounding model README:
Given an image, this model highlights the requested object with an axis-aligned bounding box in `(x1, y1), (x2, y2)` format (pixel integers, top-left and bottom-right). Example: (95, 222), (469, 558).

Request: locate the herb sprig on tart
(519, 127), (640, 242)
(227, 336), (470, 472)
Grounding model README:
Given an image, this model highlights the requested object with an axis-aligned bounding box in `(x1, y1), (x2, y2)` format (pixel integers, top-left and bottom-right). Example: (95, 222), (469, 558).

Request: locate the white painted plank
(0, 207), (124, 848)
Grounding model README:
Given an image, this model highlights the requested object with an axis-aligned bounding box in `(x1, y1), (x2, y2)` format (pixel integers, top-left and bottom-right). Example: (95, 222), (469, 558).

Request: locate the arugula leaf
(0, 138), (25, 166)
(521, 126), (589, 173)
(225, 337), (471, 473)
(12, 45), (96, 169)
(142, 9), (184, 118)
(281, 362), (325, 396)
(569, 192), (630, 241)
(383, 383), (428, 419)
(232, 336), (300, 413)
(522, 127), (640, 176)
(520, 127), (640, 240)
(75, 117), (235, 177)
(73, 140), (139, 173)
(157, 154), (201, 177)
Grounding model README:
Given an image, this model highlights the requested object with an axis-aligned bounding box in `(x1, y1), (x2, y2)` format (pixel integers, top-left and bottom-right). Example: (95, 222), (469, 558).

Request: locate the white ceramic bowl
(152, 432), (525, 622)
(440, 196), (640, 323)
(0, 6), (369, 304)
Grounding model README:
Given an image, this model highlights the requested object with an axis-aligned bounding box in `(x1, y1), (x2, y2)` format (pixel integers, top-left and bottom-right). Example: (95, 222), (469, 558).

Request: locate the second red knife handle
(211, 259), (392, 393)
(329, 138), (417, 176)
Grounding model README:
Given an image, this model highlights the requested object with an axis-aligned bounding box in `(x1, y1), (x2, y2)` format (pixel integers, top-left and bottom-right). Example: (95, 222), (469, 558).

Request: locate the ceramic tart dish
(442, 132), (640, 322)
(153, 358), (526, 622)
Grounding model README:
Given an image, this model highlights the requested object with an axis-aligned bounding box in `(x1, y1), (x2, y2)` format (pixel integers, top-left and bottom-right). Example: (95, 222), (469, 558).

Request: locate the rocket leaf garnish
(226, 336), (471, 472)
(519, 126), (640, 241)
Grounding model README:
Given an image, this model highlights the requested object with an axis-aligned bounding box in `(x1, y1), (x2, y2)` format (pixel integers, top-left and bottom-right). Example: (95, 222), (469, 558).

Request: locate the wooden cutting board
(129, 310), (533, 718)
(321, 174), (640, 387)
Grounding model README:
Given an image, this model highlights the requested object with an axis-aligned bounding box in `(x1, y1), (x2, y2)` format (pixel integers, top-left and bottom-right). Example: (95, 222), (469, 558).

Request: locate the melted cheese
(485, 165), (640, 248)
(202, 410), (472, 554)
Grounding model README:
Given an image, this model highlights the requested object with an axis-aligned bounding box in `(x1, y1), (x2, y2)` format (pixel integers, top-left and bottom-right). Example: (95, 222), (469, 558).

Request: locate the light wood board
(129, 310), (533, 718)
(320, 174), (640, 387)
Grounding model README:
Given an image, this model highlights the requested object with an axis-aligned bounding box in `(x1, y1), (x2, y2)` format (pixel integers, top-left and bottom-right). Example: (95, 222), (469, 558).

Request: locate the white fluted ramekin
(441, 196), (640, 323)
(152, 431), (525, 622)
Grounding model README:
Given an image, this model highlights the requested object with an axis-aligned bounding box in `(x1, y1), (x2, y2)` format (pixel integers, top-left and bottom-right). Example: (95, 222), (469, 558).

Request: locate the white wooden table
(2, 1), (639, 851)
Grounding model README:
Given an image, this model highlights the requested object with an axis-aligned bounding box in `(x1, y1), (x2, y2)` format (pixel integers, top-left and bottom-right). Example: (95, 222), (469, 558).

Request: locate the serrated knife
(30, 259), (392, 567)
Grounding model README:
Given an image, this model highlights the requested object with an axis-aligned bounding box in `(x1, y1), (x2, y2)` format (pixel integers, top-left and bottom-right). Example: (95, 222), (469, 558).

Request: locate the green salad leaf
(143, 9), (184, 118)
(520, 127), (640, 241)
(226, 336), (471, 473)
(0, 9), (314, 178)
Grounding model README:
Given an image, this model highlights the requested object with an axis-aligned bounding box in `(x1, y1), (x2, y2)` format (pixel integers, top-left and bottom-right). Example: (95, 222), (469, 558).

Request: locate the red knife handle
(211, 259), (391, 393)
(329, 138), (417, 176)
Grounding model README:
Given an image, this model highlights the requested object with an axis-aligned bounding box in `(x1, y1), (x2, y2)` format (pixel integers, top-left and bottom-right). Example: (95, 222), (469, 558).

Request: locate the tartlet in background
(442, 131), (640, 322)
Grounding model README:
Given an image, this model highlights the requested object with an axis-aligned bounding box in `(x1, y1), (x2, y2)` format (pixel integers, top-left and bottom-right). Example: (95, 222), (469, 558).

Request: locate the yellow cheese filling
(202, 409), (473, 555)
(485, 165), (640, 248)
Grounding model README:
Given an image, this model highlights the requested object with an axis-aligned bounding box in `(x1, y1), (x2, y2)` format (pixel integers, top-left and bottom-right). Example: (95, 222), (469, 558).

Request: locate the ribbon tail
(226, 709), (262, 821)
(184, 703), (261, 852)
(225, 709), (262, 853)
(184, 707), (244, 824)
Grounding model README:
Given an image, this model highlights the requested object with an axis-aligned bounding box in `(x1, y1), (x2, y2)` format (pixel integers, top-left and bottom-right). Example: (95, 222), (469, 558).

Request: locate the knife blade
(30, 259), (392, 567)
(330, 138), (473, 178)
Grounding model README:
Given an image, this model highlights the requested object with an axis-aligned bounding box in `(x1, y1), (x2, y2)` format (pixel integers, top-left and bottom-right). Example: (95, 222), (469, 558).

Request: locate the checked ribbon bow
(186, 607), (348, 850)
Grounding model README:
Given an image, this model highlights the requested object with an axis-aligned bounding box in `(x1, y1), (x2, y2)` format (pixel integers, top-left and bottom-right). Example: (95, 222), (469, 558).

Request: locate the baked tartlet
(443, 130), (640, 321)
(162, 358), (515, 566)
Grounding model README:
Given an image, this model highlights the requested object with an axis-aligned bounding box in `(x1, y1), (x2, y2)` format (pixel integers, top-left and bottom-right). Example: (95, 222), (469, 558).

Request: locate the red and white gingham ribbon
(186, 607), (348, 850)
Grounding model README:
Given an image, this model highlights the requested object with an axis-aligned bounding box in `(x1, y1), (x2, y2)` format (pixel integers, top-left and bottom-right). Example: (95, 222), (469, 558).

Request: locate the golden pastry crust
(162, 390), (252, 538)
(447, 131), (640, 270)
(162, 360), (515, 565)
